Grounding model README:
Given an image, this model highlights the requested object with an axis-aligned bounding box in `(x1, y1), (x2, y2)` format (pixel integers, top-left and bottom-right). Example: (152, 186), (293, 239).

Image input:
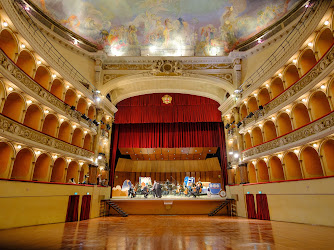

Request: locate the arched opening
(270, 77), (285, 99)
(291, 103), (310, 129)
(247, 97), (258, 113)
(256, 160), (269, 182)
(252, 127), (263, 146)
(34, 66), (51, 90)
(2, 92), (25, 122)
(88, 105), (96, 120)
(101, 116), (107, 130)
(320, 140), (334, 175)
(0, 29), (18, 61)
(263, 121), (277, 142)
(11, 148), (34, 180)
(16, 50), (35, 77)
(0, 142), (14, 178)
(240, 104), (247, 120)
(283, 64), (300, 88)
(248, 162), (257, 183)
(79, 164), (89, 183)
(64, 89), (77, 107)
(299, 49), (317, 75)
(42, 114), (59, 137)
(33, 153), (51, 181)
(66, 161), (79, 183)
(315, 28), (334, 58)
(308, 91), (331, 120)
(269, 156), (285, 181)
(329, 80), (334, 107)
(244, 133), (252, 149)
(71, 128), (84, 147)
(23, 104), (43, 130)
(258, 88), (270, 107)
(58, 122), (72, 143)
(283, 152), (303, 180)
(76, 98), (87, 115)
(300, 147), (324, 178)
(277, 112), (293, 136)
(50, 79), (64, 100)
(50, 158), (66, 182)
(83, 133), (92, 151)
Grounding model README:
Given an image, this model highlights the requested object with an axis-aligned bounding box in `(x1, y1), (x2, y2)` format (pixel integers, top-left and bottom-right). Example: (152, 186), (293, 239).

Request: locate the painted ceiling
(31, 0), (303, 56)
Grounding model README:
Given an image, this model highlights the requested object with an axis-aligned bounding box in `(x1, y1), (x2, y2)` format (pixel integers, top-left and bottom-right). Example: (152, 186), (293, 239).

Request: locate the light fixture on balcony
(308, 42), (313, 47)
(17, 145), (22, 149)
(321, 85), (326, 90)
(21, 44), (26, 49)
(37, 60), (41, 65)
(324, 20), (330, 26)
(98, 155), (102, 160)
(8, 87), (13, 91)
(44, 110), (49, 114)
(293, 59), (297, 64)
(26, 100), (32, 104)
(3, 21), (8, 27)
(52, 74), (57, 78)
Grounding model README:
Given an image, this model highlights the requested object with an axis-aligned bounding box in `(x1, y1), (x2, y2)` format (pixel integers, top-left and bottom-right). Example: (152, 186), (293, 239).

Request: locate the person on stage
(156, 182), (162, 198)
(142, 185), (149, 198)
(128, 184), (135, 198)
(153, 180), (158, 198)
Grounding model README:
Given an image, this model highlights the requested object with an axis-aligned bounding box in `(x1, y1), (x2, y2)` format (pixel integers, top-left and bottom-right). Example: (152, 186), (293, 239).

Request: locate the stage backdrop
(110, 93), (227, 188)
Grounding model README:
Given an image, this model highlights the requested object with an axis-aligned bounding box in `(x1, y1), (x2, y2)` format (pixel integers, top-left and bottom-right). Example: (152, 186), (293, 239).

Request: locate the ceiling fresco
(32, 0), (303, 56)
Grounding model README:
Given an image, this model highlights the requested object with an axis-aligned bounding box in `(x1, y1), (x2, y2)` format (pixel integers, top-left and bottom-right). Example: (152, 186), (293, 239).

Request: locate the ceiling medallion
(162, 95), (172, 104)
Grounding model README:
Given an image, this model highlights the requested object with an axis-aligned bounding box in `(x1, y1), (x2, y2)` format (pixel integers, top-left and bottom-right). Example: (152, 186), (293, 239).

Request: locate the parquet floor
(0, 216), (334, 249)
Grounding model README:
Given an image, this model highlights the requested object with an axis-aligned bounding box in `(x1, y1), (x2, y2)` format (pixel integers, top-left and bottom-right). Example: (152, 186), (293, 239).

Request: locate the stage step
(208, 200), (231, 216)
(106, 201), (128, 217)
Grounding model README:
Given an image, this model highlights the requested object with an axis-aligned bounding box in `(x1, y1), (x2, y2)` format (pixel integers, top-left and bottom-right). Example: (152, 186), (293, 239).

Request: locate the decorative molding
(0, 114), (94, 159)
(207, 73), (233, 84)
(0, 49), (97, 133)
(242, 111), (334, 160)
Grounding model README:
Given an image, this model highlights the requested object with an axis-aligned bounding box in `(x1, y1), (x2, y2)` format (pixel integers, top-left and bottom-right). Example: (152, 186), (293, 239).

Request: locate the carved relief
(207, 73), (233, 84)
(0, 114), (94, 158)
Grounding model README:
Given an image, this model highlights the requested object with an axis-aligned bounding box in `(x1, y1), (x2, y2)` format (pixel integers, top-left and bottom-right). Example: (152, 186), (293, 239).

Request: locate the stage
(104, 196), (231, 215)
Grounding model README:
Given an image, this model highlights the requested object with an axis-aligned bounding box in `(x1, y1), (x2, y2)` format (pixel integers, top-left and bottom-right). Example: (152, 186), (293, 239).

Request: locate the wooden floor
(0, 216), (334, 249)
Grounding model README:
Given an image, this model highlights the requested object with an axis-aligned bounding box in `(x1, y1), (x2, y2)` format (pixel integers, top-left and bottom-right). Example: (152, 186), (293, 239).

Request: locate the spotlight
(237, 122), (242, 128)
(70, 106), (75, 110)
(81, 114), (87, 119)
(249, 112), (254, 117)
(225, 124), (230, 129)
(231, 121), (235, 124)
(106, 124), (111, 130)
(259, 105), (263, 110)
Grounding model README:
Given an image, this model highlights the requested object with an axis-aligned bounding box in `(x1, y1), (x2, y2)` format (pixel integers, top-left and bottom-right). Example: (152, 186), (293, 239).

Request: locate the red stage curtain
(66, 195), (79, 222)
(117, 122), (222, 148)
(246, 194), (257, 219)
(80, 195), (91, 221)
(115, 93), (221, 124)
(256, 194), (270, 220)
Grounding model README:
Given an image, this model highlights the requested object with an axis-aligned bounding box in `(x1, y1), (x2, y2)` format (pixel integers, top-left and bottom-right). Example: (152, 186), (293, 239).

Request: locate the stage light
(225, 124), (230, 129)
(74, 192), (78, 195)
(87, 192), (89, 195)
(249, 112), (254, 117)
(259, 105), (263, 110)
(247, 192), (250, 194)
(258, 191), (262, 194)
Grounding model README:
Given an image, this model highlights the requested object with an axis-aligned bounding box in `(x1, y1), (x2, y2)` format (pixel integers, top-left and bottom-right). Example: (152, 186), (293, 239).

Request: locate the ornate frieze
(207, 73), (233, 84)
(0, 114), (94, 159)
(0, 49), (97, 132)
(242, 111), (334, 159)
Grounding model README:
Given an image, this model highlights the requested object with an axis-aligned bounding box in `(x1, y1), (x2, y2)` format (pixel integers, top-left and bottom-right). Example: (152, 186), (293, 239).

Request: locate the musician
(128, 184), (135, 198)
(196, 181), (202, 196)
(153, 180), (158, 198)
(156, 182), (162, 198)
(142, 185), (149, 198)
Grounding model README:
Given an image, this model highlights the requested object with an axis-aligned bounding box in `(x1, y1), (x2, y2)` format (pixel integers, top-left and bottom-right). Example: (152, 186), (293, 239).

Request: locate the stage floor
(111, 194), (225, 201)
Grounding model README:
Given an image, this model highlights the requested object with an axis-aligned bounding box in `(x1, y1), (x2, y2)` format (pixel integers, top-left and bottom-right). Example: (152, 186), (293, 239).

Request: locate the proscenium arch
(100, 74), (236, 105)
